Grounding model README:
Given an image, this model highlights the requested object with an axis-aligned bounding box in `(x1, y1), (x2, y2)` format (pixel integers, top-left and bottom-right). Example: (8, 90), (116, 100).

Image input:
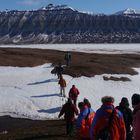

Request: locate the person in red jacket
(69, 85), (80, 105)
(90, 96), (126, 140)
(58, 98), (78, 135)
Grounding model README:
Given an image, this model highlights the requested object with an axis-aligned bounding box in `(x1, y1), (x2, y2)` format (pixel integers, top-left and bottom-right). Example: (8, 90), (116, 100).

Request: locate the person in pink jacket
(131, 93), (140, 140)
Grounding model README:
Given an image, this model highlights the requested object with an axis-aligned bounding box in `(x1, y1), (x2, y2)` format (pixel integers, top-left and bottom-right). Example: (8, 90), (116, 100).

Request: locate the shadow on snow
(38, 107), (61, 113)
(27, 78), (58, 85)
(31, 93), (60, 98)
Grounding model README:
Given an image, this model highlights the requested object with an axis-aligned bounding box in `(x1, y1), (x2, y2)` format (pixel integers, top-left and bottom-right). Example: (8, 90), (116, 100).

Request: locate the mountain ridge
(0, 4), (140, 44)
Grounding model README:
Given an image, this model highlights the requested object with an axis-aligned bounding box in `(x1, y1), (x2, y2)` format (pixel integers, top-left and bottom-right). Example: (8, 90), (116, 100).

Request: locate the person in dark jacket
(58, 98), (78, 135)
(55, 63), (64, 79)
(64, 51), (71, 66)
(116, 97), (133, 140)
(131, 93), (140, 140)
(69, 85), (80, 105)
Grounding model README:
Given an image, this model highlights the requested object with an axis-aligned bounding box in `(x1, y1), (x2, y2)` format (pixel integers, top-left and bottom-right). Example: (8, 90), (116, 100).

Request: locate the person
(90, 96), (126, 140)
(116, 97), (133, 140)
(69, 85), (80, 105)
(131, 93), (140, 140)
(58, 75), (66, 97)
(58, 98), (78, 136)
(77, 101), (95, 140)
(83, 98), (91, 108)
(55, 63), (64, 79)
(64, 51), (71, 66)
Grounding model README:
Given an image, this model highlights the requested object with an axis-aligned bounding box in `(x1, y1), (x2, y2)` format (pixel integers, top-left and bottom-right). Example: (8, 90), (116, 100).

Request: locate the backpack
(96, 109), (114, 140)
(80, 109), (95, 138)
(96, 127), (111, 140)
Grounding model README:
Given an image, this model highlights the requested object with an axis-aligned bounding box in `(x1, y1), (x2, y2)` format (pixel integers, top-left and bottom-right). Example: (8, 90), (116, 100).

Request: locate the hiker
(116, 97), (133, 140)
(55, 63), (64, 79)
(83, 98), (91, 108)
(58, 98), (78, 136)
(69, 85), (80, 105)
(90, 96), (126, 140)
(131, 93), (140, 140)
(77, 101), (95, 140)
(64, 51), (71, 66)
(58, 75), (66, 97)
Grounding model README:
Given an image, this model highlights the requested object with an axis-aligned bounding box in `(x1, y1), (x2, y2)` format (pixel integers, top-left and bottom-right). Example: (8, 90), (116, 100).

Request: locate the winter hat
(72, 85), (75, 88)
(132, 93), (140, 106)
(120, 97), (129, 107)
(83, 98), (89, 104)
(101, 96), (114, 104)
(83, 98), (91, 108)
(67, 98), (72, 104)
(78, 102), (84, 109)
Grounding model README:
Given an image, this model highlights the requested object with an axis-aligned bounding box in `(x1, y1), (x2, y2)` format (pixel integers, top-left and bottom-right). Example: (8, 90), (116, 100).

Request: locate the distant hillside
(0, 4), (140, 44)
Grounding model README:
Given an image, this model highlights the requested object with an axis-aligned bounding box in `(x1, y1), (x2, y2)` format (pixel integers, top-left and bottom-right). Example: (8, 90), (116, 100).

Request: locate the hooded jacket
(69, 85), (79, 100)
(90, 103), (126, 140)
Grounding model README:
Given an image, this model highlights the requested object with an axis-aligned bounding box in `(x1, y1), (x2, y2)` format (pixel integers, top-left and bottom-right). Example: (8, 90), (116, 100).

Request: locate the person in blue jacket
(77, 101), (95, 140)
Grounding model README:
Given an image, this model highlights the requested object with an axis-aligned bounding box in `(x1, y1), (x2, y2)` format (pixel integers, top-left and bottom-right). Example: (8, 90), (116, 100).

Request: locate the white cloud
(19, 0), (42, 6)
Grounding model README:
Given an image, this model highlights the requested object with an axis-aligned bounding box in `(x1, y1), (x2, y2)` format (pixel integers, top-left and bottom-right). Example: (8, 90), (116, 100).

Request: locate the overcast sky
(0, 0), (140, 14)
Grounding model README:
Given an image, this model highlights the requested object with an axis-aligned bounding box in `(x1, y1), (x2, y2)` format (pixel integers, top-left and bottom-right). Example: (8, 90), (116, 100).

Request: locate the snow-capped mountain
(0, 5), (140, 44)
(115, 8), (140, 17)
(39, 4), (77, 12)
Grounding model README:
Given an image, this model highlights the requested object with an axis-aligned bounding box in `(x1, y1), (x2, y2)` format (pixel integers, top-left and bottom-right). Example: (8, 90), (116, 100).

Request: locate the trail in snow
(0, 63), (140, 120)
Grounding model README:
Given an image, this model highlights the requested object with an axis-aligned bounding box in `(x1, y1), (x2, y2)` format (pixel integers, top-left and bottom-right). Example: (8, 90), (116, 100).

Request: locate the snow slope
(0, 63), (140, 120)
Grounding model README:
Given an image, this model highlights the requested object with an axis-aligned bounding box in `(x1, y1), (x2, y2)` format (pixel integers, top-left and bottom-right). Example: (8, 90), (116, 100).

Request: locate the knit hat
(101, 96), (114, 104)
(132, 93), (140, 106)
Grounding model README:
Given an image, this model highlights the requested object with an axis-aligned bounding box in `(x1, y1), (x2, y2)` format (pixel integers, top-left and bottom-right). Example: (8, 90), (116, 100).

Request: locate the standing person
(69, 85), (80, 105)
(77, 101), (95, 140)
(131, 93), (140, 140)
(90, 96), (126, 140)
(116, 97), (133, 140)
(64, 51), (71, 66)
(58, 75), (66, 97)
(58, 98), (78, 136)
(55, 63), (64, 79)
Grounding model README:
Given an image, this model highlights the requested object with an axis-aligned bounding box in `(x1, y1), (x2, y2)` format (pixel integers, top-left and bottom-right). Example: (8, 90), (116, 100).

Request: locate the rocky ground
(0, 47), (140, 140)
(0, 116), (76, 140)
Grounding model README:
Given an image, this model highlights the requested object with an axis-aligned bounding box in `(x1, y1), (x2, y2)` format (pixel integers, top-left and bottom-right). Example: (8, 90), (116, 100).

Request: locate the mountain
(115, 8), (140, 18)
(0, 4), (140, 44)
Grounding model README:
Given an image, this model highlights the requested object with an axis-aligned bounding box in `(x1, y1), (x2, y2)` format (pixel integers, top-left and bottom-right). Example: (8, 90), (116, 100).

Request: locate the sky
(0, 44), (140, 119)
(0, 0), (140, 14)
